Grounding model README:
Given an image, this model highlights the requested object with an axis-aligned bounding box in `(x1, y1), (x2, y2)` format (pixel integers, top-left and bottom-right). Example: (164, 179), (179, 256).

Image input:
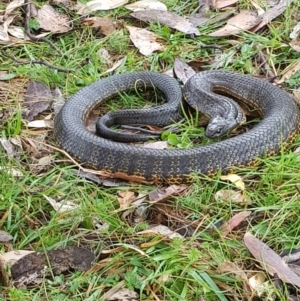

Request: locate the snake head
(206, 115), (239, 138)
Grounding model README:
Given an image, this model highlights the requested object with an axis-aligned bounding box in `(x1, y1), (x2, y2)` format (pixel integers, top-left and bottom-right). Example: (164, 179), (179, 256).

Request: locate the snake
(54, 71), (300, 183)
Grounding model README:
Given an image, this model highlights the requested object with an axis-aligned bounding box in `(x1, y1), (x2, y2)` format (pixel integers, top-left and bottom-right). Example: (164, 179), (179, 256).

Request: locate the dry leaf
(100, 57), (126, 75)
(214, 0), (238, 9)
(221, 211), (251, 236)
(125, 0), (167, 12)
(82, 17), (120, 36)
(220, 174), (245, 190)
(214, 189), (251, 203)
(5, 0), (25, 16)
(276, 60), (300, 84)
(97, 48), (113, 65)
(131, 10), (199, 35)
(0, 250), (34, 266)
(36, 4), (71, 33)
(7, 26), (24, 39)
(103, 287), (139, 301)
(209, 10), (262, 37)
(43, 195), (80, 212)
(27, 120), (53, 128)
(138, 225), (183, 239)
(24, 80), (53, 121)
(251, 1), (286, 33)
(293, 90), (300, 103)
(218, 261), (247, 280)
(289, 40), (300, 53)
(0, 230), (13, 242)
(142, 141), (169, 149)
(148, 184), (187, 203)
(126, 25), (165, 56)
(0, 15), (15, 41)
(51, 86), (65, 116)
(117, 190), (136, 209)
(290, 22), (300, 40)
(79, 0), (129, 14)
(248, 273), (266, 291)
(0, 166), (23, 177)
(173, 57), (196, 84)
(0, 137), (20, 157)
(244, 232), (300, 287)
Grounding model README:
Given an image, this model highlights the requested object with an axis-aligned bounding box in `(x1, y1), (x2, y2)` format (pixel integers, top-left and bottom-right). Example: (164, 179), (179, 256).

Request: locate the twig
(24, 0), (63, 56)
(1, 50), (72, 73)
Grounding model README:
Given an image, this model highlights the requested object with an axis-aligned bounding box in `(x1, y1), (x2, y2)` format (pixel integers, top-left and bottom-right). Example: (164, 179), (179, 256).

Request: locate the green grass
(1, 0), (300, 300)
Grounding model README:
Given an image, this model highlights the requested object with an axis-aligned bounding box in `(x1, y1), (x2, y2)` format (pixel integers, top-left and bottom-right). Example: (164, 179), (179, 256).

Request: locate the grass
(1, 0), (300, 300)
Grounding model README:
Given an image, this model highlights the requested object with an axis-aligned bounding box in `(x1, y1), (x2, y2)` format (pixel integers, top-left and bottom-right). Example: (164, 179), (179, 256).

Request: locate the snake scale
(54, 71), (300, 183)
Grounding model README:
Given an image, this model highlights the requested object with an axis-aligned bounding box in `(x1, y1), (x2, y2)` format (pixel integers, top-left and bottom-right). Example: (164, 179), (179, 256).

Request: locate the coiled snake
(54, 71), (300, 183)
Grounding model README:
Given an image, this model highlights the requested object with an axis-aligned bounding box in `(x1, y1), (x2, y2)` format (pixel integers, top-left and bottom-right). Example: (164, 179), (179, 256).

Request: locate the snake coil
(54, 71), (300, 183)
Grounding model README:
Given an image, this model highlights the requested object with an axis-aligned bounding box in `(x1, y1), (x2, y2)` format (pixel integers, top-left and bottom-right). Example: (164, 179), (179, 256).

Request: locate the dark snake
(54, 71), (300, 183)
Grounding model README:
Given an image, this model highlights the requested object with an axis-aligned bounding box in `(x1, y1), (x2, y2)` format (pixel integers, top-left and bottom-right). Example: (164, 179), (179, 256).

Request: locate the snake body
(54, 71), (300, 183)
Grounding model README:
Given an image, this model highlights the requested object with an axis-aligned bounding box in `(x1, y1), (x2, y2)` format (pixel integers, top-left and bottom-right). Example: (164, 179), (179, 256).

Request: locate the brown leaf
(125, 0), (167, 12)
(221, 211), (251, 236)
(0, 137), (21, 158)
(187, 13), (210, 27)
(209, 10), (262, 37)
(0, 230), (13, 243)
(218, 261), (247, 280)
(173, 57), (196, 84)
(138, 225), (183, 239)
(244, 232), (300, 287)
(148, 185), (187, 203)
(103, 287), (139, 301)
(289, 40), (300, 53)
(78, 0), (128, 14)
(24, 81), (53, 121)
(126, 25), (165, 56)
(251, 2), (286, 33)
(130, 10), (200, 35)
(36, 4), (71, 33)
(117, 191), (136, 209)
(82, 17), (121, 36)
(5, 0), (25, 16)
(214, 0), (238, 9)
(214, 189), (251, 204)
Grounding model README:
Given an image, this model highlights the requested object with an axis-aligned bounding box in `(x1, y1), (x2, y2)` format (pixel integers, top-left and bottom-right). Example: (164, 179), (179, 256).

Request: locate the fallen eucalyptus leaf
(209, 10), (262, 37)
(125, 0), (167, 12)
(244, 232), (300, 287)
(131, 10), (200, 35)
(126, 25), (165, 55)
